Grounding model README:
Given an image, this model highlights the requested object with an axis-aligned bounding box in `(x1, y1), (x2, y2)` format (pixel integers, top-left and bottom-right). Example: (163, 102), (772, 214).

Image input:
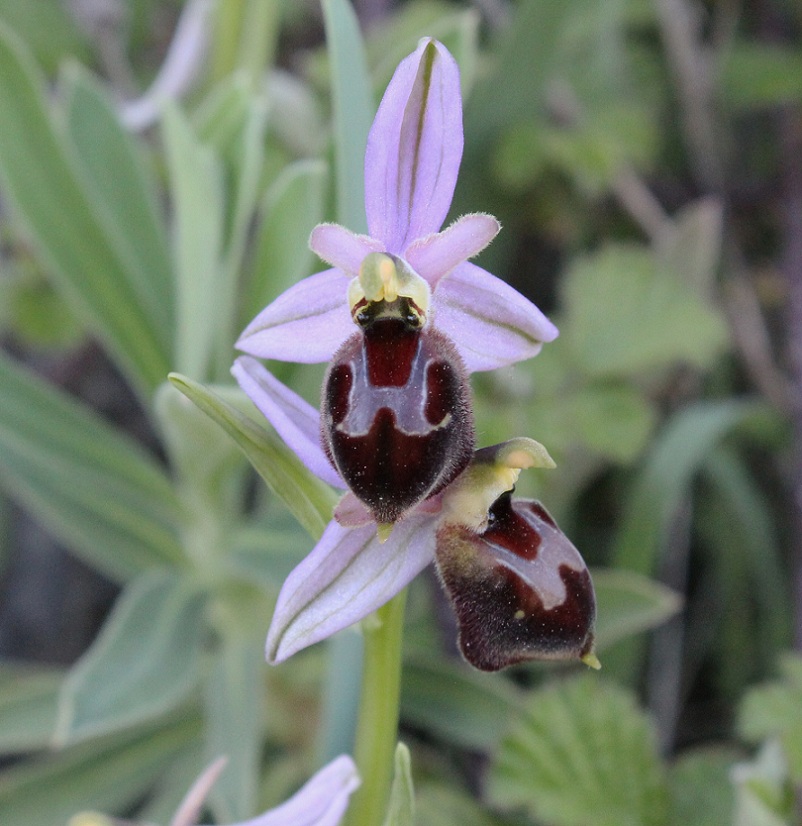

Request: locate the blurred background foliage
(0, 0), (800, 823)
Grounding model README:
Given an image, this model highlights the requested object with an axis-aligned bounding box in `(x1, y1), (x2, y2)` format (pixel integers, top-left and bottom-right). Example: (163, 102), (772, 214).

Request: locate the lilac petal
(309, 224), (383, 273)
(433, 263), (559, 372)
(232, 356), (344, 488)
(237, 269), (353, 363)
(405, 214), (501, 287)
(209, 755), (360, 826)
(365, 39), (463, 253)
(266, 515), (437, 663)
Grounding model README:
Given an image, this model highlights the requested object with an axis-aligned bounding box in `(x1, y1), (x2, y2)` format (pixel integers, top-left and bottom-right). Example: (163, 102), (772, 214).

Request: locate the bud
(435, 440), (597, 671)
(321, 254), (475, 529)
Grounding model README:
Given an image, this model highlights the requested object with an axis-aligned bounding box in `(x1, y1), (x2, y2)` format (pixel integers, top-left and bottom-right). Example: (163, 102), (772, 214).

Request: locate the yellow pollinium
(441, 437), (556, 533)
(348, 252), (431, 323)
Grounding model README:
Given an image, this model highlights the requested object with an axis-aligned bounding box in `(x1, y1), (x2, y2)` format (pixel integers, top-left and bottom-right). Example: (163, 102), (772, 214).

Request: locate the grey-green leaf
(0, 25), (170, 397)
(55, 571), (206, 745)
(488, 676), (669, 826)
(322, 0), (373, 231)
(382, 742), (416, 826)
(0, 352), (183, 583)
(401, 653), (521, 750)
(62, 64), (174, 349)
(0, 715), (201, 826)
(0, 664), (61, 754)
(168, 373), (336, 538)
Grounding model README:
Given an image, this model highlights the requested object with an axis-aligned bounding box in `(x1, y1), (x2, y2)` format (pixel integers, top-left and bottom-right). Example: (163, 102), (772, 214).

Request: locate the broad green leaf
(63, 65), (174, 349)
(0, 663), (61, 753)
(322, 0), (372, 231)
(55, 571), (206, 745)
(570, 382), (655, 463)
(415, 783), (502, 826)
(204, 631), (265, 822)
(0, 715), (201, 826)
(0, 25), (170, 396)
(169, 374), (336, 538)
(382, 742), (415, 826)
(668, 747), (740, 826)
(488, 676), (668, 826)
(163, 103), (225, 381)
(241, 159), (328, 328)
(401, 653), (521, 750)
(592, 569), (681, 651)
(731, 741), (793, 826)
(738, 655), (802, 783)
(0, 352), (183, 583)
(562, 244), (728, 377)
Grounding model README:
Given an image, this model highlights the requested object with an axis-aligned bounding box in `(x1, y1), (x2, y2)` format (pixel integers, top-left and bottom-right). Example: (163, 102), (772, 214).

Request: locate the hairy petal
(405, 214), (500, 287)
(237, 269), (353, 363)
(211, 755), (360, 826)
(266, 515), (437, 663)
(232, 356), (343, 488)
(365, 38), (463, 253)
(309, 224), (383, 274)
(433, 263), (559, 372)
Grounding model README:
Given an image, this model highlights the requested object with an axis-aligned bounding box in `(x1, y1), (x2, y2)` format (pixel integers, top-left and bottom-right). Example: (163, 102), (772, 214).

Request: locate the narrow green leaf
(0, 352), (183, 582)
(0, 715), (201, 826)
(612, 400), (766, 574)
(168, 373), (336, 538)
(322, 0), (373, 231)
(592, 569), (681, 651)
(401, 653), (521, 750)
(55, 571), (206, 745)
(163, 103), (225, 381)
(241, 159), (328, 327)
(204, 631), (264, 822)
(0, 24), (170, 396)
(488, 676), (669, 826)
(382, 742), (415, 826)
(0, 664), (61, 753)
(63, 64), (174, 349)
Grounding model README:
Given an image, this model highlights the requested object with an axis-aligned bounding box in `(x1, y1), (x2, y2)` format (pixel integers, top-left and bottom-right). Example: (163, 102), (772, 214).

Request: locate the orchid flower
(232, 39), (594, 671)
(233, 38), (558, 520)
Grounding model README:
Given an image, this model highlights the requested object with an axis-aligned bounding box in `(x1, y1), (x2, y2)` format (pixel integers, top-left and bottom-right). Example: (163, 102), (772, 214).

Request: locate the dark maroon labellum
(435, 493), (596, 671)
(321, 312), (475, 525)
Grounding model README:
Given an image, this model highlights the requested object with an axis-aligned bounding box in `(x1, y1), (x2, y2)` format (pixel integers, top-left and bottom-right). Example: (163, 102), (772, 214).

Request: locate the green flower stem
(210, 0), (244, 83)
(346, 589), (408, 826)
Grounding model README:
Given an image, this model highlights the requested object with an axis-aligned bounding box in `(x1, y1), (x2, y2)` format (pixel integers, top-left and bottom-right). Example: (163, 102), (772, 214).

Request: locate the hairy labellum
(435, 493), (596, 671)
(321, 314), (474, 525)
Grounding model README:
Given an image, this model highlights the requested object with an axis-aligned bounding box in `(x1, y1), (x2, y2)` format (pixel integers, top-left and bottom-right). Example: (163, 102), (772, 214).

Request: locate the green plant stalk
(238, 0), (280, 84)
(345, 589), (407, 826)
(210, 0), (245, 83)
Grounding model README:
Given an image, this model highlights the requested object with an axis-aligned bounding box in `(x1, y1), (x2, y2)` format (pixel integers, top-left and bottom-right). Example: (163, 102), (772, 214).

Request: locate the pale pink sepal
(266, 515), (437, 663)
(433, 263), (560, 373)
(364, 38), (463, 254)
(406, 214), (500, 287)
(333, 492), (374, 527)
(201, 755), (360, 826)
(237, 269), (353, 363)
(309, 224), (383, 273)
(232, 356), (344, 489)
